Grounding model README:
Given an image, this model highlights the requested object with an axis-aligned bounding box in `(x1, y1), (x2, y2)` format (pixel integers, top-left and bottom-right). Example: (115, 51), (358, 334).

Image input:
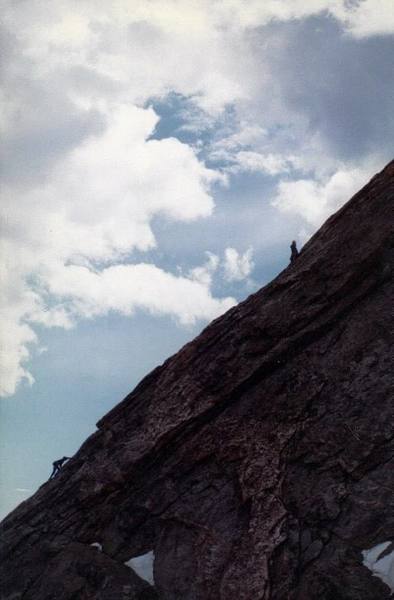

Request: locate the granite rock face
(1, 162), (393, 599)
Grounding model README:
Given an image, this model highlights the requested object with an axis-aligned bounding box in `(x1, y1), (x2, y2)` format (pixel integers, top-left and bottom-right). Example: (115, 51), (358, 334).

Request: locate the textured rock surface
(1, 161), (393, 599)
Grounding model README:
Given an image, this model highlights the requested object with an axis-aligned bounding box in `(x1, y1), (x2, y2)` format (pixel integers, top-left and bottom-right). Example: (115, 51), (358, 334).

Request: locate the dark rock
(1, 161), (393, 599)
(302, 539), (324, 565)
(8, 542), (159, 600)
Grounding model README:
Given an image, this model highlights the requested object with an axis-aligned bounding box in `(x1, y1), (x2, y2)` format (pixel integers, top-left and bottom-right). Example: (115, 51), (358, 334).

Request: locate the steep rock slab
(1, 161), (393, 599)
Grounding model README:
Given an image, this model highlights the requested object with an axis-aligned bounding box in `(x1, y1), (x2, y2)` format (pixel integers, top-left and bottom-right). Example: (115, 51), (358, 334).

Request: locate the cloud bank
(0, 105), (234, 396)
(1, 0), (393, 396)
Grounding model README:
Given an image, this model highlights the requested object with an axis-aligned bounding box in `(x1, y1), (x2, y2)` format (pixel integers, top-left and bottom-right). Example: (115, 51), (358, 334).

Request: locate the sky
(1, 0), (393, 520)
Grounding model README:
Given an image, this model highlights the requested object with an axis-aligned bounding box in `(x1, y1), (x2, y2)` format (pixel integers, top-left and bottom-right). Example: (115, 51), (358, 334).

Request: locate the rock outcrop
(1, 162), (393, 599)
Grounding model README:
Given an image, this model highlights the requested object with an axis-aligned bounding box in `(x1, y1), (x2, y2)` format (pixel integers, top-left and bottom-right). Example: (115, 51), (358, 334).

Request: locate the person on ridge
(290, 240), (299, 263)
(49, 456), (70, 479)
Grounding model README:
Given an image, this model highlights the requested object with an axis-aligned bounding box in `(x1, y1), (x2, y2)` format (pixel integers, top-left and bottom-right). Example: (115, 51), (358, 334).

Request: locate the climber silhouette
(49, 456), (70, 480)
(290, 240), (299, 263)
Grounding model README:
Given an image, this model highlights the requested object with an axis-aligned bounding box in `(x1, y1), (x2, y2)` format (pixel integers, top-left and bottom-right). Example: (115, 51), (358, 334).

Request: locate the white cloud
(0, 319), (36, 397)
(46, 262), (235, 326)
(271, 164), (377, 230)
(213, 1), (394, 38)
(0, 104), (233, 397)
(217, 124), (268, 150)
(1, 1), (250, 116)
(223, 248), (254, 282)
(330, 0), (394, 38)
(3, 2), (392, 123)
(228, 151), (295, 176)
(2, 2), (391, 186)
(188, 252), (220, 286)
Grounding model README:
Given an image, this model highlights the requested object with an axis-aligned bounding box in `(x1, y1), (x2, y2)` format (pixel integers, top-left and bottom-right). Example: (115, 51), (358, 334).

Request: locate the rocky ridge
(0, 161), (393, 599)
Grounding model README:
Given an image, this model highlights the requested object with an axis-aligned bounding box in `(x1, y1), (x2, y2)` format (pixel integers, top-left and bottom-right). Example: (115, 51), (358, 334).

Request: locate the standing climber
(290, 240), (299, 263)
(49, 456), (70, 479)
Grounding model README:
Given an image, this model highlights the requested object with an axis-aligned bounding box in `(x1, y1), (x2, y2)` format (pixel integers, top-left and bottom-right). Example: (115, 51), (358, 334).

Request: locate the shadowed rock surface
(1, 161), (393, 599)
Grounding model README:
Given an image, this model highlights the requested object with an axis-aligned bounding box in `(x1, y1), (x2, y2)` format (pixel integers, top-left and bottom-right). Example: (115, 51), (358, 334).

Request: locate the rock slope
(1, 161), (393, 599)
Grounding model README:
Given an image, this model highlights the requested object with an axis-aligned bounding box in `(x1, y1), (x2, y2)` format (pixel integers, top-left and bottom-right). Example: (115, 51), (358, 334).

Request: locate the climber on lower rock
(49, 456), (70, 479)
(290, 240), (299, 263)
